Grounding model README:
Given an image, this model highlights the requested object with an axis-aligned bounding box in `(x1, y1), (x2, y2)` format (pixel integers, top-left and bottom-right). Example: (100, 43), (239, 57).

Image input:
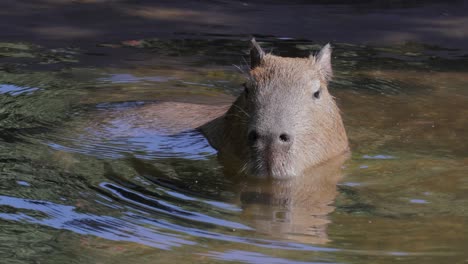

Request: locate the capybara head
(226, 39), (348, 179)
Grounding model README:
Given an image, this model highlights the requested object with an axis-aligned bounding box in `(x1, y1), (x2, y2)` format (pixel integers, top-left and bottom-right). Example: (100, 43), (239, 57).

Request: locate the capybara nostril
(279, 133), (291, 143)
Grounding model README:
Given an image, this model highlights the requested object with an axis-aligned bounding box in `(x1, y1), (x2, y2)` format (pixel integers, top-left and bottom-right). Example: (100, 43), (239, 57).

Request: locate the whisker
(241, 56), (249, 70)
(238, 162), (249, 175)
(233, 64), (247, 75)
(224, 114), (249, 124)
(232, 104), (251, 118)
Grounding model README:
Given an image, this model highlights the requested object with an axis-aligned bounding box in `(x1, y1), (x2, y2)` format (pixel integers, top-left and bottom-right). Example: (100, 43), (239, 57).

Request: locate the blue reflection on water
(0, 84), (39, 96)
(47, 129), (216, 160)
(0, 195), (338, 252)
(97, 74), (171, 84)
(362, 155), (395, 160)
(0, 195), (195, 250)
(99, 182), (251, 230)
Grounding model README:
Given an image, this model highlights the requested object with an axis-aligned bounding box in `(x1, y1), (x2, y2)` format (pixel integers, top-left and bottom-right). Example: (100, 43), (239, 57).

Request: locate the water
(0, 36), (467, 264)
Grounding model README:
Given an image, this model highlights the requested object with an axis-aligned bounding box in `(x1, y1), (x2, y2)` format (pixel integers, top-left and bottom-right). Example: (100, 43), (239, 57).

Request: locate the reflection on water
(97, 73), (172, 84)
(0, 37), (467, 264)
(0, 84), (39, 96)
(237, 154), (348, 245)
(0, 195), (197, 250)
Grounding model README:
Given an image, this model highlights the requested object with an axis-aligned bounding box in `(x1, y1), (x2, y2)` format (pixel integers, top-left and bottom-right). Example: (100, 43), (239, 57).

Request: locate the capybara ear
(316, 43), (333, 82)
(250, 38), (265, 69)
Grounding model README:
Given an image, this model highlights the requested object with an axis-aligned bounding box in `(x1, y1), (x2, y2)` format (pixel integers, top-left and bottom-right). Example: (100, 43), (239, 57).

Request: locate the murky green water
(0, 37), (467, 264)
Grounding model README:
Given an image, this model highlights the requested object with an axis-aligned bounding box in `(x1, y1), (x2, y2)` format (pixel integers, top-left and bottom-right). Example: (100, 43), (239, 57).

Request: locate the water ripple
(0, 195), (339, 252)
(98, 182), (250, 230)
(0, 195), (195, 250)
(0, 84), (40, 96)
(202, 250), (336, 264)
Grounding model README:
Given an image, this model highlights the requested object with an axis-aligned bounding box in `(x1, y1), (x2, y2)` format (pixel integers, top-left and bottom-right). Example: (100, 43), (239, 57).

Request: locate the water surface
(0, 37), (467, 264)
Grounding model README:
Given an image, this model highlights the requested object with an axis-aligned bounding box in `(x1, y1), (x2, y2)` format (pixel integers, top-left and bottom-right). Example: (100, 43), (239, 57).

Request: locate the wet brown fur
(200, 41), (348, 178)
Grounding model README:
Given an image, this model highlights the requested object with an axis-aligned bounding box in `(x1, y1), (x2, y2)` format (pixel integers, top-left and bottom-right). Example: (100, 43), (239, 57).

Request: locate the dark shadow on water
(1, 0), (468, 52)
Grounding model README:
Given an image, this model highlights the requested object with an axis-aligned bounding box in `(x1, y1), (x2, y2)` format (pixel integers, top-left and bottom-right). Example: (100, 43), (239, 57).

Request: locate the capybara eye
(313, 89), (321, 99)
